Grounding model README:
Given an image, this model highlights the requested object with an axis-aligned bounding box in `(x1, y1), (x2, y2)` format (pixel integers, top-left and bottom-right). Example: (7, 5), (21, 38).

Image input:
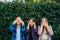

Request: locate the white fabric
(42, 34), (48, 40)
(42, 28), (48, 40)
(16, 28), (20, 40)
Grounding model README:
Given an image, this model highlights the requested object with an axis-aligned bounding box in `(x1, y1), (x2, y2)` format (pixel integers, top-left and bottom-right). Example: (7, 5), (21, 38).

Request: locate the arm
(10, 20), (16, 32)
(38, 26), (43, 35)
(10, 24), (15, 32)
(26, 29), (30, 34)
(47, 26), (54, 36)
(44, 24), (54, 36)
(26, 23), (30, 33)
(21, 24), (26, 32)
(34, 27), (38, 33)
(21, 20), (26, 32)
(33, 22), (37, 33)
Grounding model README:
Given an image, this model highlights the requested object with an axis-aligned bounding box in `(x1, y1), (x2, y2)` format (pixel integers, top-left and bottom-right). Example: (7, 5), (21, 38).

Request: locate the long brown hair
(41, 17), (49, 35)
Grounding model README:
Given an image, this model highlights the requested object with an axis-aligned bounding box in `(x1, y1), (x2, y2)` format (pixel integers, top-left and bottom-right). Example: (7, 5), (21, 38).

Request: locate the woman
(26, 18), (37, 40)
(38, 18), (54, 40)
(10, 17), (26, 40)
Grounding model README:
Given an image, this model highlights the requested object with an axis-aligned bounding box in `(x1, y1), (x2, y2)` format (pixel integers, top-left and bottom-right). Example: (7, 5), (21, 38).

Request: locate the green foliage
(0, 2), (60, 40)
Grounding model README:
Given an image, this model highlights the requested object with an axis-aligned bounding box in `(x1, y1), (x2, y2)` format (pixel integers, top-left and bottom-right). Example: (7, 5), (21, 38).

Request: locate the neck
(31, 24), (34, 26)
(29, 25), (34, 28)
(17, 24), (20, 28)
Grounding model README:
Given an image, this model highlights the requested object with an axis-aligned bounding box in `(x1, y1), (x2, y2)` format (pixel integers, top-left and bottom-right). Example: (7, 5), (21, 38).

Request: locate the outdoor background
(0, 0), (60, 40)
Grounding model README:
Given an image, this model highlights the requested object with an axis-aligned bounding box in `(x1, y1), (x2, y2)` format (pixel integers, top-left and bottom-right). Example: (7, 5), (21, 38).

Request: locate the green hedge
(0, 2), (60, 40)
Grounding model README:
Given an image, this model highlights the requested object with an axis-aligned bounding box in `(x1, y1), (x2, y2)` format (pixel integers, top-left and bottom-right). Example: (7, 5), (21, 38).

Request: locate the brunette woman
(26, 18), (37, 40)
(38, 18), (54, 40)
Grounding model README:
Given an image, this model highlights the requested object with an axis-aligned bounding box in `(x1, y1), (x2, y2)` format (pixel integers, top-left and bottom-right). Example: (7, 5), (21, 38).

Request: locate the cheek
(44, 22), (47, 24)
(16, 22), (19, 25)
(30, 22), (33, 24)
(17, 21), (20, 23)
(17, 21), (21, 24)
(42, 21), (45, 23)
(46, 22), (48, 24)
(42, 21), (46, 24)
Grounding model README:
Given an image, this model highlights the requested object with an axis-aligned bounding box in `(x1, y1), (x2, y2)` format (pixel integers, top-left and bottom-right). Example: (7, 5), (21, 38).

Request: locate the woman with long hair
(26, 18), (37, 40)
(38, 18), (54, 40)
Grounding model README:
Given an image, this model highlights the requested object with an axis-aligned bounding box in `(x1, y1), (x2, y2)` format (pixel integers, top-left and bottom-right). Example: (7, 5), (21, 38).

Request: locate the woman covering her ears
(38, 18), (54, 40)
(26, 18), (37, 40)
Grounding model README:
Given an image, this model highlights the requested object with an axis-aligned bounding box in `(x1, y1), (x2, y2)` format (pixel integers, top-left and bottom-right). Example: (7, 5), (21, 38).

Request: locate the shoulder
(49, 25), (52, 27)
(48, 25), (52, 28)
(21, 24), (25, 28)
(38, 26), (40, 29)
(22, 24), (25, 26)
(10, 24), (16, 26)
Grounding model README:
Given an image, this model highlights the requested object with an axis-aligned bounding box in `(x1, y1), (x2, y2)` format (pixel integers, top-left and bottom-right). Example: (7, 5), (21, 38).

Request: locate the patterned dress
(42, 28), (48, 40)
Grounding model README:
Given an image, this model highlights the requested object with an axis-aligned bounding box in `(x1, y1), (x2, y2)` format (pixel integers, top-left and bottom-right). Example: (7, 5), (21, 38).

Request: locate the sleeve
(48, 26), (54, 36)
(34, 27), (38, 33)
(10, 24), (15, 32)
(26, 28), (30, 33)
(38, 26), (42, 35)
(21, 24), (26, 32)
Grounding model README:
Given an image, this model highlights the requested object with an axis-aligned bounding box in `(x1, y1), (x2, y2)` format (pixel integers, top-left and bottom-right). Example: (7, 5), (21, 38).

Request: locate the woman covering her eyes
(10, 17), (26, 40)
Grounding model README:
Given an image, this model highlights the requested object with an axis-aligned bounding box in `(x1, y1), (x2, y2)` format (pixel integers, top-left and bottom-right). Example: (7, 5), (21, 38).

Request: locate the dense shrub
(0, 2), (60, 40)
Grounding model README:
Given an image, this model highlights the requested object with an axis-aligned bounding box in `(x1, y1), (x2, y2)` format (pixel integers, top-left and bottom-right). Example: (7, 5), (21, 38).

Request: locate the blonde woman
(38, 18), (54, 40)
(10, 17), (26, 40)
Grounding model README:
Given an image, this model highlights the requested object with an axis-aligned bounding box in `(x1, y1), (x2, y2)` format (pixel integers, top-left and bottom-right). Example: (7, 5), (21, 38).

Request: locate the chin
(17, 23), (21, 25)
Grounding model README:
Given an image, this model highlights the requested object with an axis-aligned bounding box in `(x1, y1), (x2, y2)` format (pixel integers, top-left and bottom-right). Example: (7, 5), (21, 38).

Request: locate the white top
(42, 28), (48, 40)
(16, 28), (20, 40)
